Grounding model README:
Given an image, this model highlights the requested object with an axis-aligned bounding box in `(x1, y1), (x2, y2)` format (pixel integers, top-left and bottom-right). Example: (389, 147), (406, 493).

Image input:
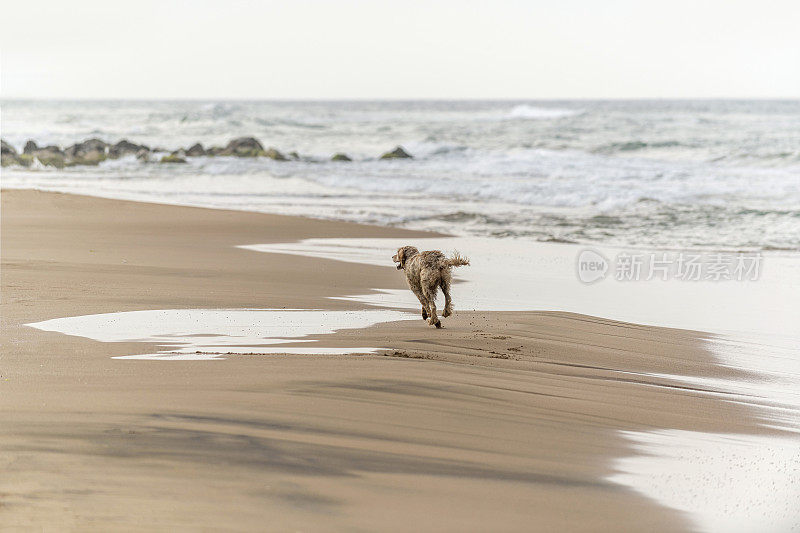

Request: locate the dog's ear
(398, 246), (418, 269)
(395, 246), (414, 269)
(396, 247), (406, 269)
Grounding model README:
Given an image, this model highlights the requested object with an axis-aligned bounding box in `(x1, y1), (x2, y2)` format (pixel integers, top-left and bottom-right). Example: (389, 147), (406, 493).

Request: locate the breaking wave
(3, 99), (799, 251)
(507, 104), (582, 119)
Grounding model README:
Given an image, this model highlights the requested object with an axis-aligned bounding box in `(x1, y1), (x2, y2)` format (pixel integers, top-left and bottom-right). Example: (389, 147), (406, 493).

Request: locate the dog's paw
(434, 320), (442, 328)
(442, 309), (451, 318)
(422, 309), (428, 320)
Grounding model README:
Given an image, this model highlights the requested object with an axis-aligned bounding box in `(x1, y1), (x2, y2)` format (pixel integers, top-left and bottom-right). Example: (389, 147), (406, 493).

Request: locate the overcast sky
(2, 0), (798, 99)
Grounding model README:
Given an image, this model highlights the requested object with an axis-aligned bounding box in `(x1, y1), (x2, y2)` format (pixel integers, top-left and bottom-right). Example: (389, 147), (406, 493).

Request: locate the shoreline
(2, 189), (797, 530)
(4, 178), (800, 258)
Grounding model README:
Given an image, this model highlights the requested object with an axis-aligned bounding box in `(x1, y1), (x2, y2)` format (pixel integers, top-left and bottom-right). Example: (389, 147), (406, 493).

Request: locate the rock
(264, 147), (287, 161)
(115, 139), (145, 151)
(288, 151), (300, 160)
(32, 146), (67, 168)
(1, 140), (19, 166)
(1, 139), (16, 155)
(82, 138), (109, 152)
(109, 139), (149, 158)
(5, 141), (67, 168)
(224, 137), (265, 157)
(136, 148), (150, 162)
(186, 143), (205, 157)
(66, 149), (106, 166)
(206, 146), (225, 156)
(39, 145), (64, 154)
(13, 154), (35, 167)
(379, 146), (413, 160)
(65, 138), (108, 158)
(64, 138), (109, 165)
(36, 154), (66, 168)
(161, 152), (187, 164)
(1, 140), (17, 166)
(331, 153), (352, 162)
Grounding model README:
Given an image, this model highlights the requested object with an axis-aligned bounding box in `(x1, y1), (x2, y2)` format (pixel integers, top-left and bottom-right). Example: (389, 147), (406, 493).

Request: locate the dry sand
(0, 190), (769, 531)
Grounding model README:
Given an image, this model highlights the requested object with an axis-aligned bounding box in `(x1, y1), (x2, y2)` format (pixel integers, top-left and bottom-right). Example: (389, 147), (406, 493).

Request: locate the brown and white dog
(392, 246), (469, 328)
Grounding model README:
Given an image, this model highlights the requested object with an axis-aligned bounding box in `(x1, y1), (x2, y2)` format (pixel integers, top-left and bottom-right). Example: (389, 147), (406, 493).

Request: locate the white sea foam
(507, 104), (581, 119)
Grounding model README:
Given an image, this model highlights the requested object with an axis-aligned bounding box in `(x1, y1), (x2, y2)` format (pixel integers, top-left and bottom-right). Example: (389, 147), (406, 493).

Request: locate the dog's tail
(444, 251), (470, 268)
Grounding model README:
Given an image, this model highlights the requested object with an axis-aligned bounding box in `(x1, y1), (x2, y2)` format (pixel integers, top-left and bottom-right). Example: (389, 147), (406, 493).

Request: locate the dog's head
(392, 246), (419, 270)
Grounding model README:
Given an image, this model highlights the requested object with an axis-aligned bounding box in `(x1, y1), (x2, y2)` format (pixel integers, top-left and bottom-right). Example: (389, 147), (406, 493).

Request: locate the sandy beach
(0, 189), (791, 531)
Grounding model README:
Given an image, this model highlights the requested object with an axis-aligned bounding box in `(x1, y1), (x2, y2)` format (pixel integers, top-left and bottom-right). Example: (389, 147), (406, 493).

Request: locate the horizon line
(2, 96), (799, 102)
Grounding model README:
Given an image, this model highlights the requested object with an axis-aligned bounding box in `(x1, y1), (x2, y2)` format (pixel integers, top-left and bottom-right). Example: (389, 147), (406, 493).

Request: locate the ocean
(2, 99), (799, 251)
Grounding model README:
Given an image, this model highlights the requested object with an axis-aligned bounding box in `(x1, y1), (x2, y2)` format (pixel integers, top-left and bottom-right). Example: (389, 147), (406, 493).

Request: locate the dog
(392, 246), (469, 328)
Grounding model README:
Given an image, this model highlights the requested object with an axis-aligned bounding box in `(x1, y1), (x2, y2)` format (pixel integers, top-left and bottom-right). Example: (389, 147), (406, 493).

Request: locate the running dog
(392, 246), (470, 328)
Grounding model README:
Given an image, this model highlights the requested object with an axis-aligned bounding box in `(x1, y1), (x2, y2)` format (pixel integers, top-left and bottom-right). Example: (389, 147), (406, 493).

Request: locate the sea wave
(507, 105), (581, 119)
(3, 99), (800, 251)
(594, 140), (685, 153)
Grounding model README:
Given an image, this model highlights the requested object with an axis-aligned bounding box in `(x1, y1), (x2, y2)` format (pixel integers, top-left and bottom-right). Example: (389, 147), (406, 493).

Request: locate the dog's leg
(441, 278), (453, 318)
(409, 286), (428, 320)
(422, 284), (441, 328)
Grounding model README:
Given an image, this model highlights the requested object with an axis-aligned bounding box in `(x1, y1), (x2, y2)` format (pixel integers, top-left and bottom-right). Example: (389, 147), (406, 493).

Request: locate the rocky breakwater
(1, 137), (415, 167)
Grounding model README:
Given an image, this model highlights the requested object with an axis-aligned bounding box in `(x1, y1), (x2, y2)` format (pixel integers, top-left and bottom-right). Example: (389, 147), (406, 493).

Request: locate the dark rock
(32, 146), (67, 168)
(115, 139), (143, 151)
(379, 146), (413, 159)
(0, 141), (49, 167)
(206, 146), (225, 156)
(66, 149), (106, 166)
(82, 138), (109, 152)
(264, 147), (287, 161)
(65, 138), (109, 165)
(331, 153), (352, 162)
(65, 138), (108, 157)
(288, 151), (300, 160)
(224, 137), (265, 157)
(186, 143), (205, 157)
(110, 139), (148, 158)
(1, 139), (16, 155)
(136, 148), (150, 162)
(1, 140), (20, 166)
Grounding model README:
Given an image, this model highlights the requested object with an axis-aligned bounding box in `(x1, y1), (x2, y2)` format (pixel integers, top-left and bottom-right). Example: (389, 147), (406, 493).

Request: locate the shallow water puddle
(26, 308), (415, 360)
(609, 430), (800, 533)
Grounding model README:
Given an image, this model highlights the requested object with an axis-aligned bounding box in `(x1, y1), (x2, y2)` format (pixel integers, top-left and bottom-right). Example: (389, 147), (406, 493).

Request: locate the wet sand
(0, 189), (773, 531)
